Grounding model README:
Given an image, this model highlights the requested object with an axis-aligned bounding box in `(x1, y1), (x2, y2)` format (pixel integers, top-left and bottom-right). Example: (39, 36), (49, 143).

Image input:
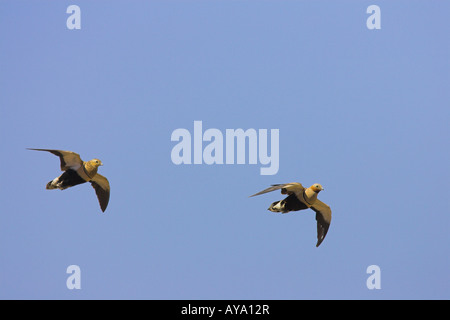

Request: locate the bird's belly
(284, 193), (309, 211)
(57, 169), (87, 189)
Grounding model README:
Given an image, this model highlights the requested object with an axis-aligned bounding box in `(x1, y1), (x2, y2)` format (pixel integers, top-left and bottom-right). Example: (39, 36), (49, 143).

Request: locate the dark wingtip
(99, 205), (107, 213)
(100, 203), (108, 212)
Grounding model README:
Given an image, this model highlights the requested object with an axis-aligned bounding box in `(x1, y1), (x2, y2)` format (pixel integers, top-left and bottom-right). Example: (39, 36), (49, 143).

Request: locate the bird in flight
(28, 148), (110, 212)
(250, 182), (331, 247)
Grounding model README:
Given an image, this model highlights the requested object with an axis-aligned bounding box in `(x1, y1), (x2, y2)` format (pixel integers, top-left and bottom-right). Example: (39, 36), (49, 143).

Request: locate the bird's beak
(100, 162), (104, 166)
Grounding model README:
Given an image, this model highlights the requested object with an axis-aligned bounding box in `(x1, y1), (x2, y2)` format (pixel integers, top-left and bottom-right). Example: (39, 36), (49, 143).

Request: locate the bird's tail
(268, 200), (288, 213)
(46, 179), (58, 190)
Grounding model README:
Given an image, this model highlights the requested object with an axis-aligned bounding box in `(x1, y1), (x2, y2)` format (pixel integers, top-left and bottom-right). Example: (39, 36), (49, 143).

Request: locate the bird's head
(310, 183), (324, 193)
(84, 159), (103, 178)
(89, 159), (103, 168)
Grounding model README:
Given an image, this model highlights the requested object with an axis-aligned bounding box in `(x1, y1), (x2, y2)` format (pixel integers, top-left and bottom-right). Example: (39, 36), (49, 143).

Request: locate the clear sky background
(0, 1), (449, 299)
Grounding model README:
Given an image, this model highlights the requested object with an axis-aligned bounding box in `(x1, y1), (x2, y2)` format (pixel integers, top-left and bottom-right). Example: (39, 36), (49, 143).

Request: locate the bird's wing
(249, 182), (304, 197)
(310, 199), (332, 247)
(28, 148), (83, 171)
(90, 174), (110, 212)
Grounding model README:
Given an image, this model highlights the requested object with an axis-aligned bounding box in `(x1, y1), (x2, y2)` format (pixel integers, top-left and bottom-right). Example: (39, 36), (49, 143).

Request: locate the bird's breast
(78, 162), (98, 181)
(301, 188), (318, 206)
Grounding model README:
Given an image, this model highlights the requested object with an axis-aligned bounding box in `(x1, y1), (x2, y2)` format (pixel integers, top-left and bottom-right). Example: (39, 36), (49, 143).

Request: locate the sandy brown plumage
(28, 148), (110, 212)
(250, 182), (331, 247)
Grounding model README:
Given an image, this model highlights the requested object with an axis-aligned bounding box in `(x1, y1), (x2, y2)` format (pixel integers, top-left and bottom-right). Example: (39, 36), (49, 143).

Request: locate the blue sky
(0, 1), (449, 299)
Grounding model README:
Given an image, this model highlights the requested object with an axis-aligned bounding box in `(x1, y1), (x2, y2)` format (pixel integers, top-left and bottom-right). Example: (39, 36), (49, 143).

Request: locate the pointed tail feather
(268, 200), (288, 213)
(46, 179), (57, 190)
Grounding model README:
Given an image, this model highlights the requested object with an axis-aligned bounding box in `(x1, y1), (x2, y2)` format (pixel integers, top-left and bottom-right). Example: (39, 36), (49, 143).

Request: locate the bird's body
(28, 148), (110, 212)
(46, 169), (87, 190)
(250, 182), (332, 247)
